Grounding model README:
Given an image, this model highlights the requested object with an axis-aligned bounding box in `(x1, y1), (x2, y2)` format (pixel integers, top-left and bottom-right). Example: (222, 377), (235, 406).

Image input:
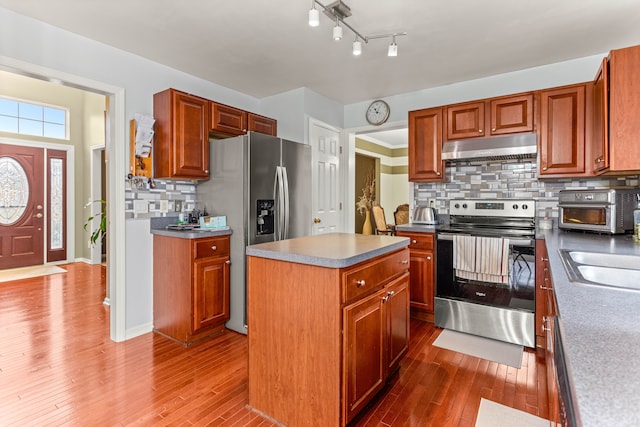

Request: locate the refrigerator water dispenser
(257, 199), (274, 235)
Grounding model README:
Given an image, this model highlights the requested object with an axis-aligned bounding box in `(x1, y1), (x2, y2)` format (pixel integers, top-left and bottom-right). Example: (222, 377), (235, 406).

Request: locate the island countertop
(245, 232), (409, 268)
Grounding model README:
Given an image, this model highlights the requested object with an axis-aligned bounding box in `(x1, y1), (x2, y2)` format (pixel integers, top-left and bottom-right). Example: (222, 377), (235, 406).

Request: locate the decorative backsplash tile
(414, 159), (640, 218)
(124, 178), (198, 219)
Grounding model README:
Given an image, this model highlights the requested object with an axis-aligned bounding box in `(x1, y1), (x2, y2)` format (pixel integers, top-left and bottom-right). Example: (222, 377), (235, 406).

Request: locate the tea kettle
(413, 206), (437, 225)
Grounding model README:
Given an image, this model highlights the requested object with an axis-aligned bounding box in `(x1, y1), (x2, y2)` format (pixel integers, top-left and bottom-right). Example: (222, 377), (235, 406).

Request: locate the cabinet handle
(479, 129), (483, 133)
(211, 245), (217, 251)
(542, 166), (548, 171)
(225, 260), (231, 264)
(491, 128), (496, 132)
(596, 157), (604, 163)
(427, 256), (431, 261)
(388, 291), (395, 297)
(412, 239), (417, 244)
(436, 171), (441, 176)
(401, 260), (409, 265)
(541, 316), (551, 332)
(543, 267), (549, 273)
(540, 257), (549, 262)
(540, 278), (553, 291)
(356, 280), (366, 287)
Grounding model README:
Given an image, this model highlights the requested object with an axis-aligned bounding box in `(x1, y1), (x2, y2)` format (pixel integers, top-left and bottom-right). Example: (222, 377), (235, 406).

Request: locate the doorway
(354, 153), (377, 234)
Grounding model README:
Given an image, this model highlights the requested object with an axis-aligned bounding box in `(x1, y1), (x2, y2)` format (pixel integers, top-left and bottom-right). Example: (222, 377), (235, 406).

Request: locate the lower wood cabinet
(247, 247), (410, 427)
(396, 231), (435, 321)
(153, 234), (230, 345)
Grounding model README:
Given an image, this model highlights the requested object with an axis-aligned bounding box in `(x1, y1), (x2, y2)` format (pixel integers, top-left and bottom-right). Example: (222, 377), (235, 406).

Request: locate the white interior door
(309, 118), (342, 235)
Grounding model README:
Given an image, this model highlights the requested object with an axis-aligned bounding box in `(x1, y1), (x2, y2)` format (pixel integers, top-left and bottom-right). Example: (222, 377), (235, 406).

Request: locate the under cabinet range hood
(441, 133), (538, 161)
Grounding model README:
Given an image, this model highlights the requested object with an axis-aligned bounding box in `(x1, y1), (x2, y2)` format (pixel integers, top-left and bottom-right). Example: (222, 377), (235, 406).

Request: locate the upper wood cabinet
(595, 44), (640, 173)
(408, 107), (444, 182)
(210, 102), (246, 136)
(248, 113), (277, 136)
(591, 58), (609, 174)
(211, 102), (278, 137)
(153, 88), (210, 180)
(445, 93), (534, 140)
(446, 101), (485, 139)
(539, 84), (588, 177)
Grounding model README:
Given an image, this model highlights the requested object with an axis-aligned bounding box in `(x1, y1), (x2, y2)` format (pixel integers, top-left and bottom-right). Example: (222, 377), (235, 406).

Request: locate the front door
(0, 144), (45, 269)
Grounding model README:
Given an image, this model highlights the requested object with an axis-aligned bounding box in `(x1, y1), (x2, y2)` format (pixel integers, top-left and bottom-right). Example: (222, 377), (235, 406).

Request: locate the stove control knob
(454, 203), (460, 209)
(513, 204), (519, 210)
(522, 204), (528, 210)
(462, 204), (467, 209)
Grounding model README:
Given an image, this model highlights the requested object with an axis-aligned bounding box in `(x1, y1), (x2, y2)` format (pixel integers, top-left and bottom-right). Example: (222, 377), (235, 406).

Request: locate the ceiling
(2, 1), (640, 147)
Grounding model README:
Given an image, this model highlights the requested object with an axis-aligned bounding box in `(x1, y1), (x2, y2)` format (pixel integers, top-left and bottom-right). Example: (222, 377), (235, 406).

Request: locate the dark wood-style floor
(0, 263), (550, 426)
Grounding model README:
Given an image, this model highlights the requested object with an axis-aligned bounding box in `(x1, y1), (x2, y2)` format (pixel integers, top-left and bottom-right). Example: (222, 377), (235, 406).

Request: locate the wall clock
(365, 99), (390, 126)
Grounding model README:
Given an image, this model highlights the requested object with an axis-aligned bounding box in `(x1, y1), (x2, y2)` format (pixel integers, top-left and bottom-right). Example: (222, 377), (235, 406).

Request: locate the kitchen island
(246, 233), (410, 426)
(540, 228), (640, 426)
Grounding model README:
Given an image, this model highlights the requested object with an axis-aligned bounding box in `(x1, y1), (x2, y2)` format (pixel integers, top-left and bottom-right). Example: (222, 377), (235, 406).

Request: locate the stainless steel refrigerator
(196, 132), (312, 334)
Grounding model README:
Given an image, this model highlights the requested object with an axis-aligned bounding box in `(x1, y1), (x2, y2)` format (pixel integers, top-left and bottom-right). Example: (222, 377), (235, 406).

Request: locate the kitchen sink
(559, 249), (640, 292)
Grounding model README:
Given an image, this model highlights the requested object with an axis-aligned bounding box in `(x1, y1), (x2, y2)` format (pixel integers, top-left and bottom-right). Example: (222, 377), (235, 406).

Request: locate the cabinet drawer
(342, 249), (409, 304)
(194, 236), (230, 259)
(397, 232), (434, 250)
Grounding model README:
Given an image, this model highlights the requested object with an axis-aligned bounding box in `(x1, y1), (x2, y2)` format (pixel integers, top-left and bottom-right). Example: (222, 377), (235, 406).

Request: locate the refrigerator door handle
(281, 166), (290, 239)
(274, 166), (286, 240)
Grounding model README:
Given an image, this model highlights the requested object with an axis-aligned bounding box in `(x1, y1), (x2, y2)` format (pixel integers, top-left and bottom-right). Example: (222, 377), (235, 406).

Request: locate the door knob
(313, 217), (321, 224)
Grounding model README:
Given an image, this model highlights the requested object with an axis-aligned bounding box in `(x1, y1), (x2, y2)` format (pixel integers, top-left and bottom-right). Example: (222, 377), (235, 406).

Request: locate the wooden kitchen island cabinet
(152, 232), (230, 346)
(246, 233), (410, 427)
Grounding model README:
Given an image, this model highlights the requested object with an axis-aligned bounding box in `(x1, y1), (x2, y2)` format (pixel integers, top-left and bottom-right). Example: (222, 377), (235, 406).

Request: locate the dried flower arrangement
(356, 168), (375, 216)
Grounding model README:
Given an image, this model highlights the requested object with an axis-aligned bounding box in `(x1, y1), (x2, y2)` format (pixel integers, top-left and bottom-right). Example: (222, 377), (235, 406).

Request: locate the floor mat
(0, 265), (67, 283)
(475, 398), (550, 427)
(433, 328), (523, 368)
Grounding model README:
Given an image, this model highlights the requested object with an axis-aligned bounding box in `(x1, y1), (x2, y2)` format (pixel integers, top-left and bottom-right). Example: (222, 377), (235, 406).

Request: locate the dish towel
(453, 235), (510, 285)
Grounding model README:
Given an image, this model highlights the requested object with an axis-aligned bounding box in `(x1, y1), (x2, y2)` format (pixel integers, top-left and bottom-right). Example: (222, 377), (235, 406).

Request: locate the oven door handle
(437, 233), (533, 247)
(559, 203), (610, 209)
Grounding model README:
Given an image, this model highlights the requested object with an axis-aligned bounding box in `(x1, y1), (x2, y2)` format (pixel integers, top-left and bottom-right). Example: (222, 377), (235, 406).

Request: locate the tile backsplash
(414, 159), (640, 218)
(124, 177), (198, 219)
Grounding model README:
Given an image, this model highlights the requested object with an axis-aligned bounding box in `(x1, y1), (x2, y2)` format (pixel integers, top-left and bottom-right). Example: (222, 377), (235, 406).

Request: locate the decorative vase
(362, 209), (373, 235)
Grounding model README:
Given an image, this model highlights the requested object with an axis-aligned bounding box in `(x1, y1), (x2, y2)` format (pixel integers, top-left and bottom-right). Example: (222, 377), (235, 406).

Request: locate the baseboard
(126, 322), (153, 340)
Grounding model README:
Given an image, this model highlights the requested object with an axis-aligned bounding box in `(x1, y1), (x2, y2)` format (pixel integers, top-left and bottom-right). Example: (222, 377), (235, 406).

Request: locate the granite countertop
(395, 223), (437, 233)
(245, 232), (409, 268)
(149, 217), (232, 239)
(540, 228), (640, 426)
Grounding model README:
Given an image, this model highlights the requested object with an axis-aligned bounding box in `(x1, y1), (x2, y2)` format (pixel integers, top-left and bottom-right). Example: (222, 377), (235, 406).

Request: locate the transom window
(0, 97), (68, 140)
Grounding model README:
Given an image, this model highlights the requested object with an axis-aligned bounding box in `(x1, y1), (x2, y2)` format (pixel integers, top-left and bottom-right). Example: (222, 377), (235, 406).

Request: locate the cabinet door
(408, 249), (434, 314)
(446, 101), (485, 139)
(211, 102), (247, 136)
(248, 113), (277, 136)
(534, 239), (550, 348)
(343, 288), (386, 424)
(408, 107), (444, 182)
(193, 256), (230, 333)
(386, 273), (409, 373)
(153, 89), (210, 179)
(490, 94), (534, 135)
(539, 84), (586, 176)
(608, 45), (640, 172)
(592, 58), (609, 173)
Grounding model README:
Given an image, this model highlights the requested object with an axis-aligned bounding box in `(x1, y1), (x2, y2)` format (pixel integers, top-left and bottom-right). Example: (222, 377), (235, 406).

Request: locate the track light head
(333, 19), (342, 41)
(352, 38), (362, 56)
(309, 8), (320, 27)
(388, 36), (398, 57)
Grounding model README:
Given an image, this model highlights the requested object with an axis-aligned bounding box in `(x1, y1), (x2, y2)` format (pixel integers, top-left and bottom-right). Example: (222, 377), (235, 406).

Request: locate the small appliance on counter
(558, 188), (640, 234)
(413, 206), (437, 225)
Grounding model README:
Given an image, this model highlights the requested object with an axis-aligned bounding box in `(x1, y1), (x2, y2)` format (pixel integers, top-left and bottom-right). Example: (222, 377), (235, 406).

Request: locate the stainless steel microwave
(558, 188), (640, 234)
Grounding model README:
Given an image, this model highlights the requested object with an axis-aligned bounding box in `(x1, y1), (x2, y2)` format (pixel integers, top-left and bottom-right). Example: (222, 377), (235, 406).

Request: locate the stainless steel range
(435, 199), (536, 348)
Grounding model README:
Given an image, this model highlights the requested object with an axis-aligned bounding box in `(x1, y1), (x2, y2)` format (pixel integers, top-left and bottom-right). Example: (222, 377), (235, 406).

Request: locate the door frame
(0, 137), (75, 266)
(0, 55), (127, 342)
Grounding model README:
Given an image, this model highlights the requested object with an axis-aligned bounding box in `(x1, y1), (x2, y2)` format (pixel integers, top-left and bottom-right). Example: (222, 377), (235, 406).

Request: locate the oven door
(436, 233), (535, 312)
(558, 204), (613, 233)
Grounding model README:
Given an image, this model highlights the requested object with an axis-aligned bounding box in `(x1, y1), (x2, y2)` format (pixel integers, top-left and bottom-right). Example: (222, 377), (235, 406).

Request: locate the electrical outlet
(428, 198), (436, 208)
(175, 200), (182, 212)
(159, 200), (169, 213)
(133, 199), (149, 214)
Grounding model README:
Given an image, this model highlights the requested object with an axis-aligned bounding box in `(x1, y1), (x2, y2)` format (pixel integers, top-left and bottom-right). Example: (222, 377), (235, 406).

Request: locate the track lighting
(388, 36), (398, 57)
(333, 18), (342, 41)
(308, 0), (407, 57)
(352, 37), (362, 56)
(308, 0), (320, 27)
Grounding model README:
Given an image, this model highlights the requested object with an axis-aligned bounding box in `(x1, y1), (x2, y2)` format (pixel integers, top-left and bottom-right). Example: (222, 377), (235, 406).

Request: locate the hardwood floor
(0, 262), (549, 426)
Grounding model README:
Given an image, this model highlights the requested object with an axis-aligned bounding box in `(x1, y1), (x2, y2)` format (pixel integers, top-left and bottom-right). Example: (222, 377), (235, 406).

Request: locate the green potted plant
(84, 199), (106, 247)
